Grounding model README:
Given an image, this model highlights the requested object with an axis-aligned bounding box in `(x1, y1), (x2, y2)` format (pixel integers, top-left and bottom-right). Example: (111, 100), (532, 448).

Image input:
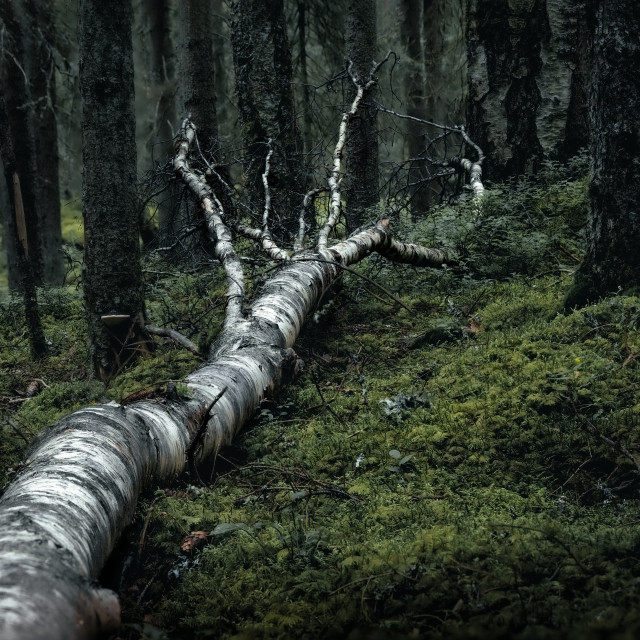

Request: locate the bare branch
(258, 139), (289, 261)
(317, 52), (392, 251)
(261, 139), (274, 231)
(174, 119), (245, 326)
(145, 324), (201, 356)
(294, 187), (325, 252)
(376, 105), (485, 199)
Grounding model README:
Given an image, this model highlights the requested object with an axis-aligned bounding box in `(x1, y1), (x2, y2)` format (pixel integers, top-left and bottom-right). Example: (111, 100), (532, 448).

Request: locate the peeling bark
(466, 0), (589, 180)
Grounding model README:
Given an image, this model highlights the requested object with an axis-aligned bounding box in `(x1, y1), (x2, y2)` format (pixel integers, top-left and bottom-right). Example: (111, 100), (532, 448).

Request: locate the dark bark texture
(144, 0), (177, 242)
(0, 87), (48, 359)
(79, 0), (146, 379)
(466, 0), (590, 181)
(177, 0), (219, 155)
(344, 0), (379, 232)
(565, 0), (640, 305)
(423, 0), (467, 127)
(398, 0), (429, 213)
(24, 0), (65, 285)
(229, 0), (303, 239)
(296, 0), (312, 153)
(0, 0), (45, 284)
(0, 153), (19, 290)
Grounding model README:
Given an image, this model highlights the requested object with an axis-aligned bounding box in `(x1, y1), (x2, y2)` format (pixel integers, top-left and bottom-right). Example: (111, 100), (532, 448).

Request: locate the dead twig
(145, 324), (201, 356)
(186, 387), (227, 484)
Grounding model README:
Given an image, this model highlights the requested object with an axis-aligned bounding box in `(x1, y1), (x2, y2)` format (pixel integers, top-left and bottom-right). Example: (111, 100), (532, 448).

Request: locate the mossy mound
(122, 269), (640, 639)
(110, 167), (640, 639)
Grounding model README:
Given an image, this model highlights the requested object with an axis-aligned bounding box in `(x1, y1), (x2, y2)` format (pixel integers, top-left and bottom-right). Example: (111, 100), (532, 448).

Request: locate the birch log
(0, 222), (453, 640)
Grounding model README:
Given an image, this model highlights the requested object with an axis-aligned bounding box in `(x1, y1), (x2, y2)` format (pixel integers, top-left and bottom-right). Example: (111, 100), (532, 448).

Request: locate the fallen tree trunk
(0, 227), (452, 640)
(0, 59), (479, 639)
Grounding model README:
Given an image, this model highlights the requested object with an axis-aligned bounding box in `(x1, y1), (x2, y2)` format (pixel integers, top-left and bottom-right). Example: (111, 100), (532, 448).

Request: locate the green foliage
(406, 158), (589, 281)
(106, 351), (199, 402)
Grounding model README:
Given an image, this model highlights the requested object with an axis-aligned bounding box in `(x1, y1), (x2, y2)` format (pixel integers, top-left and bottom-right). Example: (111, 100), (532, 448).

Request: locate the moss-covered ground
(3, 156), (640, 639)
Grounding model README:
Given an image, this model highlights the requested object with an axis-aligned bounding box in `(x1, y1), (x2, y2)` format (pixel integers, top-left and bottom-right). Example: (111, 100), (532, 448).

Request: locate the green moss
(16, 380), (105, 431)
(106, 350), (200, 401)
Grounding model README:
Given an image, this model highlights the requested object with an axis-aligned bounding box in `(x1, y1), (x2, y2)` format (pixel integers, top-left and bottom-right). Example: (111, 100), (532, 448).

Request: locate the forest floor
(2, 156), (640, 639)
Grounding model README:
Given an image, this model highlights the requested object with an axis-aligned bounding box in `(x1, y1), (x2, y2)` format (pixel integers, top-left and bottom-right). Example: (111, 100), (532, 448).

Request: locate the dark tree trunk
(144, 0), (177, 243)
(212, 0), (232, 135)
(24, 0), (65, 285)
(344, 0), (378, 233)
(466, 0), (590, 181)
(398, 0), (429, 214)
(296, 0), (313, 154)
(0, 0), (45, 284)
(423, 0), (467, 127)
(0, 87), (48, 359)
(177, 0), (219, 155)
(79, 0), (148, 380)
(0, 167), (19, 289)
(175, 0), (221, 257)
(229, 0), (303, 240)
(556, 0), (591, 159)
(565, 0), (640, 306)
(466, 0), (547, 180)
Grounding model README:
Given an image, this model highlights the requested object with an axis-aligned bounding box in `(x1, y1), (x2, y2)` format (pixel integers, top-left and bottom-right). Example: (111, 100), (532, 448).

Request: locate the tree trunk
(0, 217), (453, 639)
(0, 49), (480, 635)
(398, 0), (430, 214)
(0, 87), (48, 359)
(0, 0), (45, 284)
(296, 0), (313, 154)
(423, 0), (467, 127)
(537, 0), (590, 161)
(79, 0), (148, 380)
(466, 0), (590, 181)
(229, 0), (304, 240)
(0, 169), (20, 290)
(212, 0), (233, 137)
(344, 0), (378, 233)
(143, 0), (177, 243)
(23, 0), (65, 286)
(564, 0), (640, 306)
(556, 0), (590, 160)
(177, 0), (218, 154)
(0, 89), (468, 633)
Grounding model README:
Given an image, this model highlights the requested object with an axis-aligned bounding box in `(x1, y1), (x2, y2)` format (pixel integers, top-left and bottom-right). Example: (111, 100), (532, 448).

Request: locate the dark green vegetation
(4, 160), (640, 639)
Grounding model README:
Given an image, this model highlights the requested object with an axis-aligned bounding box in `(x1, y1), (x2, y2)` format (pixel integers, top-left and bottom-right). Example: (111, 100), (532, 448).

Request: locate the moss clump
(16, 380), (106, 432)
(106, 350), (200, 402)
